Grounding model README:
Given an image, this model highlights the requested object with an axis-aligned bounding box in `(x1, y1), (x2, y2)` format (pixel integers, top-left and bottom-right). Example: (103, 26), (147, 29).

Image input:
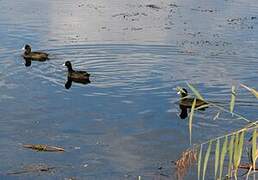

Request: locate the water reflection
(179, 105), (188, 119)
(24, 59), (31, 67)
(65, 77), (91, 89)
(179, 104), (208, 119)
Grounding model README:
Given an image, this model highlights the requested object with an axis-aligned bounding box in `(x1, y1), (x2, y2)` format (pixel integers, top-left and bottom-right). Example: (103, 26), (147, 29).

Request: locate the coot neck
(67, 65), (74, 72)
(24, 50), (30, 55)
(181, 93), (187, 98)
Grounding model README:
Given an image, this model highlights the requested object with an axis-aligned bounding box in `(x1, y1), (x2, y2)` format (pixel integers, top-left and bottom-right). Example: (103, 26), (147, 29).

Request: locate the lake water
(0, 0), (258, 179)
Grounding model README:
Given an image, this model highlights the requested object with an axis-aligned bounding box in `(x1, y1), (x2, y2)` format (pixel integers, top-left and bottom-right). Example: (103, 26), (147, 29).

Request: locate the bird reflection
(65, 77), (91, 89)
(24, 59), (32, 67)
(179, 105), (188, 119)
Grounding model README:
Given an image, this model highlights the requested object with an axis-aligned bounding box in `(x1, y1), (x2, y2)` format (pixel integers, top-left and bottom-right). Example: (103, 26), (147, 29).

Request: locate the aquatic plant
(175, 84), (258, 179)
(175, 148), (197, 180)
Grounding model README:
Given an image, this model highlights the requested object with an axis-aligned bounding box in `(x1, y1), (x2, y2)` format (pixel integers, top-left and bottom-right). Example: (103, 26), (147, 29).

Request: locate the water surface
(0, 0), (258, 179)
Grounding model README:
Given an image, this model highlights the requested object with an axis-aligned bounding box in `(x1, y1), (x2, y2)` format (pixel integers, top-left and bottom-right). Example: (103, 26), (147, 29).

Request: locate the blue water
(0, 0), (258, 179)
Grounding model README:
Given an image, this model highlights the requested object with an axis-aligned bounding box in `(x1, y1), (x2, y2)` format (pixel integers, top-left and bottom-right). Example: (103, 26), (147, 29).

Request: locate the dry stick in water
(23, 144), (65, 152)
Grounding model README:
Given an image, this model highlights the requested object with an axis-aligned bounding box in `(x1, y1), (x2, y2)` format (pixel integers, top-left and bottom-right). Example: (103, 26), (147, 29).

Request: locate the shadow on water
(65, 77), (91, 89)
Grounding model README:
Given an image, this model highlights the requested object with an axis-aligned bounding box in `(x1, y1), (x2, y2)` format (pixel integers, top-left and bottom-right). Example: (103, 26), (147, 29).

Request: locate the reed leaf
(176, 86), (186, 95)
(195, 104), (209, 110)
(240, 84), (258, 99)
(233, 133), (239, 180)
(203, 141), (212, 180)
(252, 129), (257, 170)
(227, 134), (235, 178)
(198, 145), (203, 180)
(187, 83), (204, 100)
(234, 131), (245, 178)
(233, 132), (239, 171)
(245, 166), (253, 180)
(219, 136), (228, 180)
(189, 98), (196, 145)
(230, 86), (236, 113)
(237, 131), (245, 167)
(215, 139), (220, 179)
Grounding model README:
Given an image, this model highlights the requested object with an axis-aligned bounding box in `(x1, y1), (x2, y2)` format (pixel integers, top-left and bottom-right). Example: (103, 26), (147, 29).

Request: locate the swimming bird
(177, 88), (207, 108)
(63, 61), (90, 85)
(22, 44), (49, 61)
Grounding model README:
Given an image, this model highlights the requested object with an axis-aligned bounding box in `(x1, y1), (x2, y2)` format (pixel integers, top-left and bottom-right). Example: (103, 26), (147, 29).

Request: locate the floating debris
(7, 163), (55, 175)
(131, 27), (143, 31)
(112, 12), (146, 18)
(191, 7), (216, 13)
(112, 13), (130, 18)
(178, 39), (232, 47)
(146, 4), (161, 9)
(227, 17), (242, 23)
(226, 16), (257, 29)
(23, 144), (65, 152)
(64, 177), (77, 180)
(78, 4), (84, 7)
(169, 3), (179, 7)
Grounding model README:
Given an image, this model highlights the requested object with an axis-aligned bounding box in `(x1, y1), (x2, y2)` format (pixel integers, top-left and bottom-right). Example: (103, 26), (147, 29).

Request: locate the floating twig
(23, 144), (64, 152)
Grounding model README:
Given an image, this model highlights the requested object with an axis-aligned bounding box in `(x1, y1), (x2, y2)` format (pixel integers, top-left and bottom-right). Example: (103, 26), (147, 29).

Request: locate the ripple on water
(1, 11), (258, 179)
(14, 44), (178, 95)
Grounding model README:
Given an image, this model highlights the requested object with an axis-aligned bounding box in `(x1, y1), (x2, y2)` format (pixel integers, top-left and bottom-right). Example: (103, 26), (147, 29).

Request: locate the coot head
(177, 88), (188, 97)
(23, 44), (31, 54)
(63, 61), (73, 71)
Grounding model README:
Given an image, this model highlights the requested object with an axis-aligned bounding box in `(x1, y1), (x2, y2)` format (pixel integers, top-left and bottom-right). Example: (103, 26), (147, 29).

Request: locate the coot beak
(177, 91), (181, 95)
(62, 63), (66, 66)
(22, 46), (25, 50)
